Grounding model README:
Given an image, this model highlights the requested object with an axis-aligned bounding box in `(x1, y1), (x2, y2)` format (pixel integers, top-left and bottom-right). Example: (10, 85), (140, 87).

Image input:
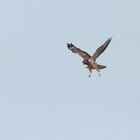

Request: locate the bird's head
(82, 60), (87, 65)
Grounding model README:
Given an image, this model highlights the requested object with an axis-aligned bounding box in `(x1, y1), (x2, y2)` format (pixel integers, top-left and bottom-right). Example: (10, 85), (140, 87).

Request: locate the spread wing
(92, 37), (112, 60)
(67, 43), (91, 60)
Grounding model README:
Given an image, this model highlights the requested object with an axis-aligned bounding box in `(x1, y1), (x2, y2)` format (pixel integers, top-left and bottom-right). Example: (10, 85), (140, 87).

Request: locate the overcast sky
(0, 0), (140, 140)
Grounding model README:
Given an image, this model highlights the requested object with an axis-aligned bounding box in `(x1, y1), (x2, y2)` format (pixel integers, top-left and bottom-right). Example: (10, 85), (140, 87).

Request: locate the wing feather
(92, 37), (112, 60)
(67, 43), (91, 60)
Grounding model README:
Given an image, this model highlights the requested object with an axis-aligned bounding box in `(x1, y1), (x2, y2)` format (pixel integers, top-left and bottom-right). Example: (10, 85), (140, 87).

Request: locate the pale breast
(88, 58), (95, 64)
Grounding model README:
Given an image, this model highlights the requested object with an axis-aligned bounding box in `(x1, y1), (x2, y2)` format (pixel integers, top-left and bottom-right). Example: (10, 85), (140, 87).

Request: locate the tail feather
(97, 64), (106, 69)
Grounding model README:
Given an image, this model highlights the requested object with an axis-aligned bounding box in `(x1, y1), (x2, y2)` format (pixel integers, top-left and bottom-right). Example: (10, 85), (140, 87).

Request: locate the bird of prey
(67, 37), (112, 77)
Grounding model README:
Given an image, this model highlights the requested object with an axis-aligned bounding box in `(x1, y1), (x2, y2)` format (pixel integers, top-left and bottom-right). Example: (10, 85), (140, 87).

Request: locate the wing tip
(67, 43), (77, 53)
(104, 37), (112, 46)
(67, 43), (73, 50)
(108, 36), (113, 41)
(109, 36), (113, 41)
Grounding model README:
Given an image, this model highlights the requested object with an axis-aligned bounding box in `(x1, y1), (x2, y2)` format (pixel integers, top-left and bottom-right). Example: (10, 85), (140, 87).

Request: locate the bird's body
(67, 37), (112, 77)
(82, 58), (106, 77)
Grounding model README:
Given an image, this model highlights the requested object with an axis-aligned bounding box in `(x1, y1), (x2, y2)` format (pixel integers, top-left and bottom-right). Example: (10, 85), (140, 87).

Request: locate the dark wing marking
(92, 37), (112, 60)
(67, 43), (91, 60)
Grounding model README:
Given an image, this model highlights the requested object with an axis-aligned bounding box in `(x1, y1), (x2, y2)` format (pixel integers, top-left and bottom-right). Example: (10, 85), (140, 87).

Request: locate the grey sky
(0, 0), (140, 140)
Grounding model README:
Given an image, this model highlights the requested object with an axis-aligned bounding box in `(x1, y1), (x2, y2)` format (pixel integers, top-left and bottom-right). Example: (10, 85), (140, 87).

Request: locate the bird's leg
(88, 68), (92, 78)
(96, 69), (101, 76)
(94, 65), (101, 76)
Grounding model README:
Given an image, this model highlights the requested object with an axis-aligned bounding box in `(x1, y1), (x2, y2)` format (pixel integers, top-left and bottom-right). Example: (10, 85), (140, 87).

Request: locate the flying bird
(67, 37), (112, 77)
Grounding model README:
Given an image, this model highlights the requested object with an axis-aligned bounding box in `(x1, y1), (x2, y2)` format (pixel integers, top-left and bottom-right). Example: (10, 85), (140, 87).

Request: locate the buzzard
(67, 37), (112, 77)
